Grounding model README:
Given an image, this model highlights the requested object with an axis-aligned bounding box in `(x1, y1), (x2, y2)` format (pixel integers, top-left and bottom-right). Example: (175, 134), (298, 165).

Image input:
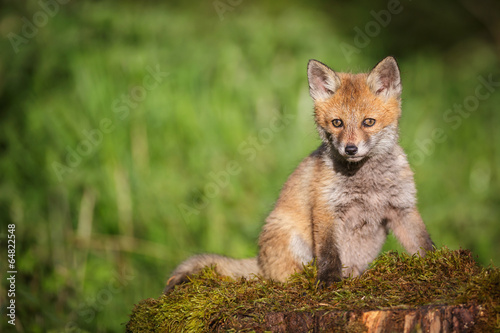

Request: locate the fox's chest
(326, 161), (415, 231)
(328, 181), (389, 230)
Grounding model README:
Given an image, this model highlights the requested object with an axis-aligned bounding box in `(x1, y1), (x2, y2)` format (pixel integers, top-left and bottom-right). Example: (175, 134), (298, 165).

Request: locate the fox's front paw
(316, 266), (342, 289)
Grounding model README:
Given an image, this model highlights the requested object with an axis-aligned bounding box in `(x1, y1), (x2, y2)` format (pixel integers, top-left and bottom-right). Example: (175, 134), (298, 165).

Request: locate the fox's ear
(367, 56), (402, 100)
(307, 60), (341, 101)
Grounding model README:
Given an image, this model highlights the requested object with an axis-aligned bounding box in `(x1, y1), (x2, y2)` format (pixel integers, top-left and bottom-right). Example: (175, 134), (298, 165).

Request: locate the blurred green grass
(0, 1), (499, 331)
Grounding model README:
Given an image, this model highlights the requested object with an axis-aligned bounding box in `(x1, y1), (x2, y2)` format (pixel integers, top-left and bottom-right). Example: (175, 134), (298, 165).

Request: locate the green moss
(126, 248), (500, 332)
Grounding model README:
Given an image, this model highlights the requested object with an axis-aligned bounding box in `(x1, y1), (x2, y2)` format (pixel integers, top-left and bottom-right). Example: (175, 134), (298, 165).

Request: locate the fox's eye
(362, 118), (376, 127)
(332, 119), (343, 128)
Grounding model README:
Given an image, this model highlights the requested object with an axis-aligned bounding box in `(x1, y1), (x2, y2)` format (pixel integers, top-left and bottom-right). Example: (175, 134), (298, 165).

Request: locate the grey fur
(163, 254), (259, 293)
(321, 142), (420, 278)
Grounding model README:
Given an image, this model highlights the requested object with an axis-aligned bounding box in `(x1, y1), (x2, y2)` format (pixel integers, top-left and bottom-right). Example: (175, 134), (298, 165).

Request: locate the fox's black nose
(345, 145), (358, 155)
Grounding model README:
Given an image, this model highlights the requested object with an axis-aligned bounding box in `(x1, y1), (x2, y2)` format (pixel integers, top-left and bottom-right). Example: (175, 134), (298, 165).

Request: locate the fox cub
(164, 56), (434, 293)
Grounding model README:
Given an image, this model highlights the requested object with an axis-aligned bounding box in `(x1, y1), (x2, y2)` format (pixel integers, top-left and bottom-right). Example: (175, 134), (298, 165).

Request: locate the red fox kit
(164, 56), (434, 292)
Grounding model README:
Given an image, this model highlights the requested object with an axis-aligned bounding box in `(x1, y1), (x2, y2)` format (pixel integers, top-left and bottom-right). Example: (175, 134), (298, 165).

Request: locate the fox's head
(307, 56), (402, 163)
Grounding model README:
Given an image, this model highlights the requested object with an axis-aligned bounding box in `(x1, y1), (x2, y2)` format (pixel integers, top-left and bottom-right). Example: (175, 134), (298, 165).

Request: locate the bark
(217, 304), (483, 332)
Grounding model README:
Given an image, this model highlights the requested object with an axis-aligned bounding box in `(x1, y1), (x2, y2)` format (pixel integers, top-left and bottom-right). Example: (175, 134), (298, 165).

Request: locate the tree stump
(126, 249), (499, 332)
(217, 304), (483, 332)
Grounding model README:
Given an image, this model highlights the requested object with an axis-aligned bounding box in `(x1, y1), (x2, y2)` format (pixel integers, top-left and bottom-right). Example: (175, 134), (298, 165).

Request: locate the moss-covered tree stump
(127, 249), (499, 332)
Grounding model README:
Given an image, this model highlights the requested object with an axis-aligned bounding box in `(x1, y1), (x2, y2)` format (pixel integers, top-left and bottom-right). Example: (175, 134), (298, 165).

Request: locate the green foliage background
(0, 0), (498, 331)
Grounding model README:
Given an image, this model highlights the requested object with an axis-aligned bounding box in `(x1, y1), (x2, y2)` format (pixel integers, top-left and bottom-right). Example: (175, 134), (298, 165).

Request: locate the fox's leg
(258, 217), (313, 282)
(388, 207), (434, 256)
(313, 217), (343, 288)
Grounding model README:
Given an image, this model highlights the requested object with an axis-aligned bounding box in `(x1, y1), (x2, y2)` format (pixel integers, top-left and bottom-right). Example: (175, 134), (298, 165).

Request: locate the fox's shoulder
(271, 145), (332, 208)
